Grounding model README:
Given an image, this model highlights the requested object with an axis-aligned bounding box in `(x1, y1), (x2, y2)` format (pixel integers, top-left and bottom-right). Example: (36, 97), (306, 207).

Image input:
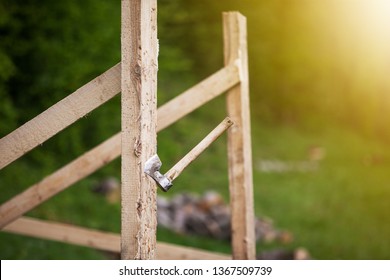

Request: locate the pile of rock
(157, 191), (292, 244)
(92, 179), (311, 260)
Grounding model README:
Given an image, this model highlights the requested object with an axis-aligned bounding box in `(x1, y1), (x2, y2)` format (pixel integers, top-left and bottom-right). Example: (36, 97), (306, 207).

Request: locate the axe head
(144, 154), (173, 192)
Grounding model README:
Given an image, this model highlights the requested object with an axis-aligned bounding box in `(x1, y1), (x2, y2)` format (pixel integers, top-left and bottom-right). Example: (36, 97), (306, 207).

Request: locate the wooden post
(223, 12), (256, 260)
(121, 0), (158, 259)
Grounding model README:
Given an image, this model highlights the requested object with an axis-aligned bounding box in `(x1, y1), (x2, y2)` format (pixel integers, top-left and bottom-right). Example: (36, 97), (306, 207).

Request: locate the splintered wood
(121, 0), (158, 260)
(223, 12), (256, 260)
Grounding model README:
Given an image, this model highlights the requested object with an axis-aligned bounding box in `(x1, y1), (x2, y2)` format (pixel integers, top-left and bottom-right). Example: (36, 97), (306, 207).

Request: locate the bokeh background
(1, 0), (390, 259)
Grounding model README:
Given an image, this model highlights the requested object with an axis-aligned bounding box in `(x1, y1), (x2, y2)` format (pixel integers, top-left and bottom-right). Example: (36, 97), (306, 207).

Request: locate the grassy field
(252, 123), (390, 259)
(1, 113), (390, 259)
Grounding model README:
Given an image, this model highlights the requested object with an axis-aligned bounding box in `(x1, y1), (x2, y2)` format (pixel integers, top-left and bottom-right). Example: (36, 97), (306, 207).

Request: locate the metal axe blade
(144, 154), (173, 192)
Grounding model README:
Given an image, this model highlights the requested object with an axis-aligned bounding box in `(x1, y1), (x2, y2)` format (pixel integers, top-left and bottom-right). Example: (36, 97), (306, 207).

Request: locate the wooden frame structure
(0, 1), (255, 260)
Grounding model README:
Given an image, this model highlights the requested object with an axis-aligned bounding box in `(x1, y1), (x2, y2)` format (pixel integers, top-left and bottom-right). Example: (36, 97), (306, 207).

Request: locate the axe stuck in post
(144, 117), (234, 192)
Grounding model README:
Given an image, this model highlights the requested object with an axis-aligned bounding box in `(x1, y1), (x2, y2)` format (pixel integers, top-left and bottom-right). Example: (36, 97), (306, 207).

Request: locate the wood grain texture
(223, 12), (256, 260)
(121, 0), (158, 260)
(0, 63), (121, 170)
(2, 217), (231, 260)
(0, 65), (240, 230)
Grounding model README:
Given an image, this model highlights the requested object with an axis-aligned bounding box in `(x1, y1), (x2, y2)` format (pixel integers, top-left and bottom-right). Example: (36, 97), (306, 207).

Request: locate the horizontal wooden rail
(0, 64), (240, 229)
(4, 217), (118, 253)
(0, 63), (122, 170)
(2, 217), (230, 260)
(157, 242), (230, 260)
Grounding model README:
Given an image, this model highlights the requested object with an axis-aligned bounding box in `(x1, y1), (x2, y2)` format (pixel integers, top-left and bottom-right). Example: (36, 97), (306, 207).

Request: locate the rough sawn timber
(121, 0), (158, 260)
(223, 12), (256, 260)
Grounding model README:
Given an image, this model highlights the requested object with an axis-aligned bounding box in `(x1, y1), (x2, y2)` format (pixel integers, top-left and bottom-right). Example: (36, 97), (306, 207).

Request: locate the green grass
(1, 118), (390, 259)
(252, 123), (390, 259)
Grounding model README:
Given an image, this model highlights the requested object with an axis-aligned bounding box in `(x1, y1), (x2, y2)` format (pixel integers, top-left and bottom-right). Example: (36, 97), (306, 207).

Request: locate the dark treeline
(1, 0), (389, 167)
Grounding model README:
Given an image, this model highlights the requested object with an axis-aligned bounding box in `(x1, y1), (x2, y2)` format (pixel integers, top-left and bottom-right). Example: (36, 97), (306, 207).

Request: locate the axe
(144, 117), (233, 192)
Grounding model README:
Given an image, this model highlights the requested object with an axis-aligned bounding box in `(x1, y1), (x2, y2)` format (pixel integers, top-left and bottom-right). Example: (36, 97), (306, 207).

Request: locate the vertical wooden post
(121, 0), (158, 259)
(223, 12), (256, 260)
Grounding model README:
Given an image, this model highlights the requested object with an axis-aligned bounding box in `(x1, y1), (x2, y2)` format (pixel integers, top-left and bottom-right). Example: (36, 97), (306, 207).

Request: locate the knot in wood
(133, 64), (142, 77)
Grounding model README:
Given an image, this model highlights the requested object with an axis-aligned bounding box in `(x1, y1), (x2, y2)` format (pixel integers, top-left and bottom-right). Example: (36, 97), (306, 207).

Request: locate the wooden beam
(0, 65), (239, 230)
(223, 12), (256, 260)
(0, 63), (121, 170)
(157, 242), (230, 260)
(3, 217), (119, 253)
(121, 0), (158, 260)
(0, 134), (121, 229)
(2, 217), (231, 260)
(157, 64), (240, 131)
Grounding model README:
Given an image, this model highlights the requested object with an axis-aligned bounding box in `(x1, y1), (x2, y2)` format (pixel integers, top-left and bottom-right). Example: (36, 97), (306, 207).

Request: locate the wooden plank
(223, 12), (256, 260)
(0, 63), (121, 170)
(0, 65), (239, 230)
(157, 64), (239, 131)
(0, 134), (121, 229)
(157, 242), (230, 260)
(2, 217), (231, 260)
(121, 0), (158, 260)
(3, 217), (119, 253)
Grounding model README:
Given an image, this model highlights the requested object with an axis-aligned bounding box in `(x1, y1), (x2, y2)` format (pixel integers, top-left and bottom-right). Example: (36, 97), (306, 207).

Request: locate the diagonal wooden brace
(0, 65), (239, 230)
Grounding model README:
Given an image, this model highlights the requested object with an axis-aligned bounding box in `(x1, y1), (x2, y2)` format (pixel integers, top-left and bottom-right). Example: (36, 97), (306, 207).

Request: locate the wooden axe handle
(165, 117), (234, 182)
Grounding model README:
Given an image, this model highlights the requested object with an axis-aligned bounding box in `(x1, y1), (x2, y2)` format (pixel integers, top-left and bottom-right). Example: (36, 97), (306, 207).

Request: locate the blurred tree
(0, 0), (122, 172)
(1, 0), (390, 166)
